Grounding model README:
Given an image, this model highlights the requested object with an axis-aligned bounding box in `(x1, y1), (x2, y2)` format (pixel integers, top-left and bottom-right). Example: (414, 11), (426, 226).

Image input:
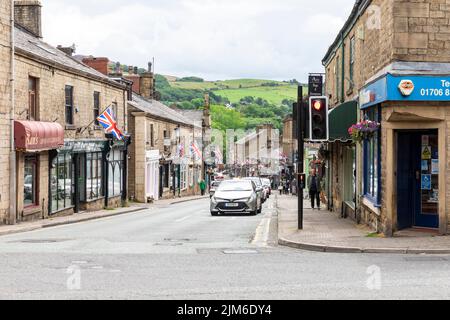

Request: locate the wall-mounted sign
(398, 79), (415, 96)
(360, 74), (450, 109)
(60, 140), (107, 153)
(421, 174), (432, 190)
(308, 75), (324, 96)
(431, 159), (439, 175)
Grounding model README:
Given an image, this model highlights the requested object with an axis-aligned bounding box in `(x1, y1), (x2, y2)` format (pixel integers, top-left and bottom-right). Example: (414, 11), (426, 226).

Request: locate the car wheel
(211, 212), (218, 216)
(257, 206), (262, 214)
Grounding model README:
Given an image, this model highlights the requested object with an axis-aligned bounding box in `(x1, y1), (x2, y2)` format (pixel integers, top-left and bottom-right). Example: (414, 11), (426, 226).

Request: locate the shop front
(15, 121), (65, 222)
(327, 101), (358, 219)
(359, 74), (449, 235)
(105, 137), (130, 208)
(145, 150), (160, 201)
(50, 140), (108, 215)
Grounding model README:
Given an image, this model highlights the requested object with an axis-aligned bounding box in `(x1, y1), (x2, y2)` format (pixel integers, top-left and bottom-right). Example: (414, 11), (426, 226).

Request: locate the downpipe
(9, 0), (16, 225)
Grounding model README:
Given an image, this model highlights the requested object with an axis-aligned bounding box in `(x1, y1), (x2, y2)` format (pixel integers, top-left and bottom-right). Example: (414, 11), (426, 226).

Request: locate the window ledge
(65, 125), (77, 130)
(23, 206), (41, 217)
(361, 196), (381, 216)
(50, 206), (74, 216)
(85, 196), (105, 203)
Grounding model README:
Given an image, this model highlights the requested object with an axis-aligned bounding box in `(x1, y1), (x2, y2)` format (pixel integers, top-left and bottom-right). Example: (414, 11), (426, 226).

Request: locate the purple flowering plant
(348, 120), (380, 143)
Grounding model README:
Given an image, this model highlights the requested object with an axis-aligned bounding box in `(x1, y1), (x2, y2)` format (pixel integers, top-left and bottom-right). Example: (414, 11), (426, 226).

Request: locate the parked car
(210, 180), (262, 216)
(243, 177), (267, 203)
(209, 181), (222, 198)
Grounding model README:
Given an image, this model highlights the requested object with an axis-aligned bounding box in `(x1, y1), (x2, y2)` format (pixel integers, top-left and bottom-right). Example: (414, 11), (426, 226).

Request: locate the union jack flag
(97, 107), (124, 140)
(190, 141), (202, 160)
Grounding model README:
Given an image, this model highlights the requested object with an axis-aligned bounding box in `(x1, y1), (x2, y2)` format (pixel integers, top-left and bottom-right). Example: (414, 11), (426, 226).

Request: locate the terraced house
(323, 0), (450, 236)
(82, 57), (209, 202)
(6, 0), (129, 225)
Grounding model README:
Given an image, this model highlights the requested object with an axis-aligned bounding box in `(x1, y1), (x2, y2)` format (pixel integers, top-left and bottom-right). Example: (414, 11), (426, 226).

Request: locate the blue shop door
(397, 131), (439, 230)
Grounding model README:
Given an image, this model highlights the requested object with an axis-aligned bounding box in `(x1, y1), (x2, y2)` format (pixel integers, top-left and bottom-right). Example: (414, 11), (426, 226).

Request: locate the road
(0, 196), (450, 300)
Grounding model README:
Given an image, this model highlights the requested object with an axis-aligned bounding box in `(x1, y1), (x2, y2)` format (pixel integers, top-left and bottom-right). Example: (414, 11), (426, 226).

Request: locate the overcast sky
(42, 0), (355, 81)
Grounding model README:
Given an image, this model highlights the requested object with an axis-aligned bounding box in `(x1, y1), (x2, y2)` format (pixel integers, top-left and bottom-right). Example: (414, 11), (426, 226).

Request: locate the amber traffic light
(309, 96), (328, 141)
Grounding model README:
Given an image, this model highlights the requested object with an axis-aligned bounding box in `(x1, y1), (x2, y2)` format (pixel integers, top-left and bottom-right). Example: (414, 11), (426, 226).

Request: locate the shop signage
(360, 74), (450, 109)
(60, 140), (107, 153)
(146, 150), (160, 162)
(14, 121), (64, 152)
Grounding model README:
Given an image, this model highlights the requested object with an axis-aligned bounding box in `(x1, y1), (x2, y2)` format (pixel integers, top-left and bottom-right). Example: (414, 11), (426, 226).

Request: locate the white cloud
(42, 0), (355, 81)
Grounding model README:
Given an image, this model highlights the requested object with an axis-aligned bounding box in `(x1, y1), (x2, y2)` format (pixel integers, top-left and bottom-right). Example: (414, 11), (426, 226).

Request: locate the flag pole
(78, 104), (113, 135)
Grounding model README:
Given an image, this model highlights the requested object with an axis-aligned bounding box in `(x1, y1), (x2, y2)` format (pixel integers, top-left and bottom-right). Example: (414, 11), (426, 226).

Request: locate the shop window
(65, 85), (74, 125)
(147, 123), (154, 147)
(108, 148), (123, 197)
(87, 152), (103, 200)
(94, 92), (100, 126)
(50, 153), (74, 213)
(28, 77), (38, 120)
(363, 106), (381, 204)
(349, 37), (355, 88)
(24, 155), (38, 207)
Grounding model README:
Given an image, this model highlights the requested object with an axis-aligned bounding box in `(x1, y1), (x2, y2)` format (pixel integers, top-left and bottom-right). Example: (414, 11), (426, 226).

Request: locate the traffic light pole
(297, 85), (305, 230)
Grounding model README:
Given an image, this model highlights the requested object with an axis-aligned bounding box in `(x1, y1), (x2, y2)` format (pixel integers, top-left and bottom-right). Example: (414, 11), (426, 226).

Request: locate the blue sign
(421, 174), (432, 191)
(360, 74), (450, 109)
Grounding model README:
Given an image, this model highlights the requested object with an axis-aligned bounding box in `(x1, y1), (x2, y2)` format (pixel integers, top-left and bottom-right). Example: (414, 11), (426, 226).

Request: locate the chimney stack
(139, 61), (155, 99)
(82, 57), (110, 75)
(14, 0), (42, 38)
(57, 44), (76, 56)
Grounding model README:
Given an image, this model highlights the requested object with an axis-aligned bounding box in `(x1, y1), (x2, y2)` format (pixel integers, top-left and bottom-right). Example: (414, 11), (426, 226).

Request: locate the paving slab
(277, 195), (450, 254)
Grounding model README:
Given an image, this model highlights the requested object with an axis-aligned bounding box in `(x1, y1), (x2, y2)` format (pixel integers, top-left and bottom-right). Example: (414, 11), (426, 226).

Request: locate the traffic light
(309, 96), (329, 141)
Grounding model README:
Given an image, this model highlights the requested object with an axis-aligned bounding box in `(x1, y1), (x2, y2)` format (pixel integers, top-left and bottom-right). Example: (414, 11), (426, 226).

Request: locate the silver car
(210, 180), (262, 216)
(243, 177), (267, 203)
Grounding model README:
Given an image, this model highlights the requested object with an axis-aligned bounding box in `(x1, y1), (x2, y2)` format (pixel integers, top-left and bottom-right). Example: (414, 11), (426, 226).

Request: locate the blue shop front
(358, 73), (450, 236)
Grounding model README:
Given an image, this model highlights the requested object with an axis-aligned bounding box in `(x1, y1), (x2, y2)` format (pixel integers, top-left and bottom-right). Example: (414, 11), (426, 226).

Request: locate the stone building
(8, 0), (129, 224)
(127, 94), (202, 202)
(0, 0), (13, 224)
(323, 0), (450, 235)
(83, 57), (209, 202)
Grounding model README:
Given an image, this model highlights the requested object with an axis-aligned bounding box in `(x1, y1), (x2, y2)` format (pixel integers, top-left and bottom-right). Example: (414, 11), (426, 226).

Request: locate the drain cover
(222, 249), (259, 255)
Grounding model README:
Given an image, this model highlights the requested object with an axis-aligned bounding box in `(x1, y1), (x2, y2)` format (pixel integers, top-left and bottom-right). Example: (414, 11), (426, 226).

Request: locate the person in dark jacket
(307, 169), (322, 210)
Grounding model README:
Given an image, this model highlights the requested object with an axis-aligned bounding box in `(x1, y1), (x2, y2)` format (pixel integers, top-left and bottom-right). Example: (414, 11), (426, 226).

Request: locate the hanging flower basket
(348, 120), (380, 143)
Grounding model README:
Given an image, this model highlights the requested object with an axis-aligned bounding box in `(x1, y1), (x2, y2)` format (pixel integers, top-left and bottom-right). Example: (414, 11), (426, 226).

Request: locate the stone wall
(127, 105), (198, 203)
(14, 54), (126, 138)
(393, 0), (450, 62)
(0, 0), (11, 224)
(12, 53), (126, 222)
(325, 0), (395, 106)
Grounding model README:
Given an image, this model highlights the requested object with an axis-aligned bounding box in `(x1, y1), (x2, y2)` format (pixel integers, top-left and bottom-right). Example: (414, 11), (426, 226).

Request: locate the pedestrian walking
(199, 179), (206, 196)
(307, 169), (322, 210)
(291, 178), (297, 196)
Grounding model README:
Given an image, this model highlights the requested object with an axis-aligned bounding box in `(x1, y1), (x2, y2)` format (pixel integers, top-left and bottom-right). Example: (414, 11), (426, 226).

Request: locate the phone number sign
(360, 74), (450, 109)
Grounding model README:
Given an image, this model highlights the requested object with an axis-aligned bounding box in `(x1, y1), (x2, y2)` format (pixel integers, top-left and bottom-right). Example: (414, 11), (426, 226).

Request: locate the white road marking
(175, 215), (192, 223)
(252, 213), (272, 247)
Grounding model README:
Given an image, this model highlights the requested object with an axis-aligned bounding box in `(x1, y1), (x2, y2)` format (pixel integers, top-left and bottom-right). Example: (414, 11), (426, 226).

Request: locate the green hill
(157, 75), (304, 132)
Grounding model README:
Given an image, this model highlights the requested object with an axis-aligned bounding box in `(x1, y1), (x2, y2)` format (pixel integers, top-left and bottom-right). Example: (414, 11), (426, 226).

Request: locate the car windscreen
(217, 181), (253, 191)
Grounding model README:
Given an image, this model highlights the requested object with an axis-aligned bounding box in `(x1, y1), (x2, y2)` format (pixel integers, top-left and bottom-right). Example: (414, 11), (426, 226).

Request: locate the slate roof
(129, 94), (195, 127)
(14, 26), (124, 89)
(178, 110), (204, 124)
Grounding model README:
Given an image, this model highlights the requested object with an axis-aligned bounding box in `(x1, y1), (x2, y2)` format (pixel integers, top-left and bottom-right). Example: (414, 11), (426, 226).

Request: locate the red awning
(14, 121), (64, 152)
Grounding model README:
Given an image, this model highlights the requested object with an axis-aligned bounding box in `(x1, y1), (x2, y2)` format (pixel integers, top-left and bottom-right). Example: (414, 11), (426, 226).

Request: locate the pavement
(2, 196), (450, 299)
(0, 195), (208, 237)
(277, 194), (450, 254)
